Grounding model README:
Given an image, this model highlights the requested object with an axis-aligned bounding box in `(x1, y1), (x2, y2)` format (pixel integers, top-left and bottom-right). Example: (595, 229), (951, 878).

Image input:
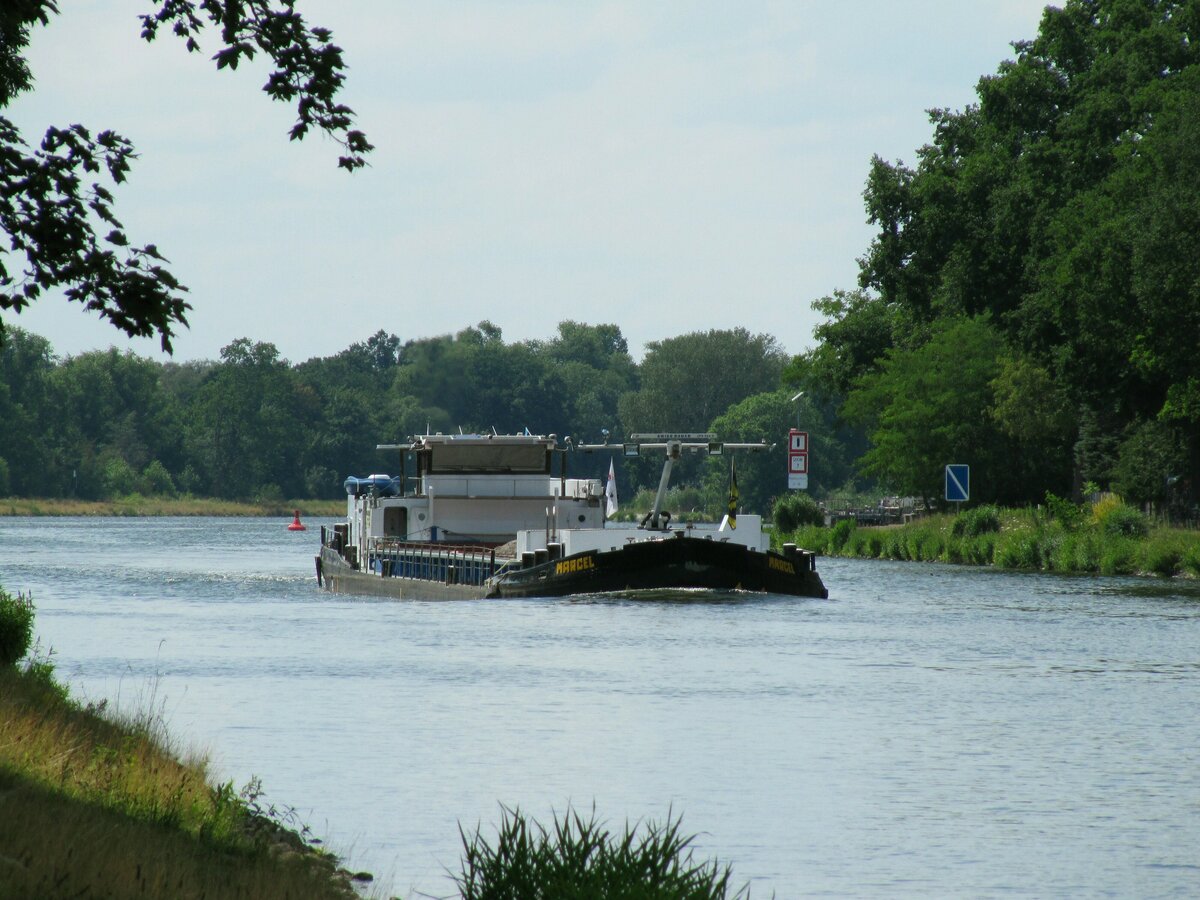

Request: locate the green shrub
(952, 505), (1001, 537)
(23, 647), (71, 705)
(1184, 544), (1200, 578)
(790, 524), (829, 554)
(884, 531), (906, 560)
(995, 530), (1040, 569)
(455, 807), (748, 900)
(0, 587), (35, 667)
(1070, 532), (1102, 573)
(1047, 532), (1079, 572)
(1099, 538), (1139, 576)
(101, 456), (138, 498)
(963, 534), (996, 566)
(1101, 504), (1149, 538)
(772, 493), (824, 533)
(903, 525), (943, 562)
(139, 460), (177, 497)
(253, 483), (285, 506)
(864, 531), (884, 558)
(1144, 544), (1183, 578)
(1044, 492), (1084, 530)
(830, 519), (856, 553)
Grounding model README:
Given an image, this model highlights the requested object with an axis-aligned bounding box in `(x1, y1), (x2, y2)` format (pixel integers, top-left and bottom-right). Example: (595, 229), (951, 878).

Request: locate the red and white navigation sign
(788, 429), (809, 490)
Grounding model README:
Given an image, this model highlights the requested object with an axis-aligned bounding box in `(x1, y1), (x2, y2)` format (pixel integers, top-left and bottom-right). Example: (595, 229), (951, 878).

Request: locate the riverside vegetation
(0, 496), (344, 518)
(0, 587), (751, 899)
(773, 493), (1200, 579)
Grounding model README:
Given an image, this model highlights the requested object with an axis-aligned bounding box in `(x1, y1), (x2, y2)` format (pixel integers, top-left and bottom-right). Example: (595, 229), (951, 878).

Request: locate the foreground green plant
(0, 586), (34, 666)
(456, 806), (750, 900)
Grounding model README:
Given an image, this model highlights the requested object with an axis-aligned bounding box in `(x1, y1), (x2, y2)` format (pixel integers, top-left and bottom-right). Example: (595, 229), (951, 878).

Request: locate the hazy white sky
(9, 1), (1052, 363)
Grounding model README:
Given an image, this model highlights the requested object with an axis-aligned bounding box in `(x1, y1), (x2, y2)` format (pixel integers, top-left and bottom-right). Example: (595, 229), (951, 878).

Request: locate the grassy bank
(0, 496), (344, 517)
(778, 502), (1200, 578)
(0, 671), (370, 899)
(0, 583), (367, 898)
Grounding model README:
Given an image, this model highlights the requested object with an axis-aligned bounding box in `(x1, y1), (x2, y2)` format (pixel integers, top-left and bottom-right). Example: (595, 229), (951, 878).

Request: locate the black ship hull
(319, 537), (828, 600)
(491, 536), (828, 599)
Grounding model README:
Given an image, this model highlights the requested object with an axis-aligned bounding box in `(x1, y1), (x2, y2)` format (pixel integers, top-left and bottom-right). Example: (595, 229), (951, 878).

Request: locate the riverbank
(0, 660), (373, 899)
(0, 496), (344, 517)
(777, 503), (1200, 578)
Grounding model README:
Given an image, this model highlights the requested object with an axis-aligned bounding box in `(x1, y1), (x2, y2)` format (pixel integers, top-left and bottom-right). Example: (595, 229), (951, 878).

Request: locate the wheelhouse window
(427, 442), (550, 474)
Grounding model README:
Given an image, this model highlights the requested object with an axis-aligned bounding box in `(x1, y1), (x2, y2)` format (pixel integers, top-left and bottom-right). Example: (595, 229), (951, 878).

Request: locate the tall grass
(775, 501), (1200, 579)
(456, 805), (750, 900)
(0, 658), (363, 900)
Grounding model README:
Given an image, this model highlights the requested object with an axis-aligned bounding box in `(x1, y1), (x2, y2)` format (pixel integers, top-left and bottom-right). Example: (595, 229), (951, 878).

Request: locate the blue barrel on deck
(343, 474), (401, 497)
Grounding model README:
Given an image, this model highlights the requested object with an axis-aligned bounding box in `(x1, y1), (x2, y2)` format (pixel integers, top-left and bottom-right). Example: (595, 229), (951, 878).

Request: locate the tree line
(1, 323), (845, 515)
(3, 0), (1198, 518)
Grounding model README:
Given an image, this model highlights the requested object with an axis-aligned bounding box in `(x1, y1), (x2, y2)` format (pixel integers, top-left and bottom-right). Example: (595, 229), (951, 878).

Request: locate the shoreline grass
(776, 506), (1200, 579)
(0, 662), (369, 899)
(0, 495), (344, 518)
(1, 586), (370, 898)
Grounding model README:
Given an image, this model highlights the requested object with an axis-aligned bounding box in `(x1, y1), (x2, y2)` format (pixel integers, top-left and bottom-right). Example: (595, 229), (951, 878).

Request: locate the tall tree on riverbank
(808, 0), (1200, 506)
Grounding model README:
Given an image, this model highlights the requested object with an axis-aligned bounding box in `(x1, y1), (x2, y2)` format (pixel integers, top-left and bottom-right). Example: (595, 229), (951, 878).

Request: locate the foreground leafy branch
(139, 0), (373, 172)
(0, 117), (191, 351)
(0, 1), (371, 350)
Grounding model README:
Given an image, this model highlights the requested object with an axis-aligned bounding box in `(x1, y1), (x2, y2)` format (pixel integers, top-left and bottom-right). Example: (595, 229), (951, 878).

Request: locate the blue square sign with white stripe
(945, 464), (970, 502)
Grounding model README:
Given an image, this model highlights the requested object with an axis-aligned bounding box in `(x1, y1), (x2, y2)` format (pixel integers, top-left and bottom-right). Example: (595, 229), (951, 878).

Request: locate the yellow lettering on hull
(555, 554), (597, 575)
(768, 556), (796, 575)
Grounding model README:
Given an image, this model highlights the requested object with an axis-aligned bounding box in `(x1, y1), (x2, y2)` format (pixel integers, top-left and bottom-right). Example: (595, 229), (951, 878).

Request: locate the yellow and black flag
(727, 456), (738, 529)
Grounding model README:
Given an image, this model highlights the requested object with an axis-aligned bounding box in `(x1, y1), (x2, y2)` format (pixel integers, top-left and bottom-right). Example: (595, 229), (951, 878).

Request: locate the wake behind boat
(316, 431), (828, 600)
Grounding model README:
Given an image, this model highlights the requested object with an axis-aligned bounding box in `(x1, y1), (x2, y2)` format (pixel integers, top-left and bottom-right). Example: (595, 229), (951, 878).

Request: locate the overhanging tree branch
(139, 0), (374, 171)
(0, 117), (191, 352)
(1, 1), (372, 351)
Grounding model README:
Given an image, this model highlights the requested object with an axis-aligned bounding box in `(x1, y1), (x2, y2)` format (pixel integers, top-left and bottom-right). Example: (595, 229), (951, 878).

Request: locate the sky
(8, 0), (1053, 364)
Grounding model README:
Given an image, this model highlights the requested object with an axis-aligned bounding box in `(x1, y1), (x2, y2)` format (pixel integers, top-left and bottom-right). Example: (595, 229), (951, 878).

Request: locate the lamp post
(790, 391), (805, 428)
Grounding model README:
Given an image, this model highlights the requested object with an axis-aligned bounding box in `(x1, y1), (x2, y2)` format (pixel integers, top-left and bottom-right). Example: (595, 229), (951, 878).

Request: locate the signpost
(788, 429), (809, 490)
(945, 464), (969, 505)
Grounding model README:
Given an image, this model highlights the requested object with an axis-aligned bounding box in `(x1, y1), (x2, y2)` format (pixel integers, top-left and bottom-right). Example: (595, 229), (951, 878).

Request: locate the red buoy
(288, 509), (307, 531)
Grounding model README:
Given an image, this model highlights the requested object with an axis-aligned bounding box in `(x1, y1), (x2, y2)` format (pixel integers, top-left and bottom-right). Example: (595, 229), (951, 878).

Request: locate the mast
(578, 433), (771, 531)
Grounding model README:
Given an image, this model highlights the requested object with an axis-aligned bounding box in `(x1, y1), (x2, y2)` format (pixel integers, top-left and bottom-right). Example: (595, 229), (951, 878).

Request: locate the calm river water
(2, 516), (1199, 898)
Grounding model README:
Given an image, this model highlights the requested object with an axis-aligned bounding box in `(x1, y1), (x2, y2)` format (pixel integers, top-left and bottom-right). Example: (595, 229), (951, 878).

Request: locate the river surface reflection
(2, 517), (1198, 897)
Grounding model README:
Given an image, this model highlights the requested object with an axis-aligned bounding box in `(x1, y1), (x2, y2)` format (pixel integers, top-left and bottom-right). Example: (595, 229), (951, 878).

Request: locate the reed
(455, 805), (750, 900)
(774, 502), (1200, 579)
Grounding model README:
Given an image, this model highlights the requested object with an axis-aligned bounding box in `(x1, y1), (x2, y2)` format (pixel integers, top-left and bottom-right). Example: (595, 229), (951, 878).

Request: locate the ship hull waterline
(317, 538), (828, 601)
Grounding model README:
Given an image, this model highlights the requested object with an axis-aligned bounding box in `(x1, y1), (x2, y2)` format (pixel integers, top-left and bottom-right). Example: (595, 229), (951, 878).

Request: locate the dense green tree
(1112, 418), (1189, 508)
(49, 349), (185, 498)
(0, 1), (369, 350)
(786, 290), (907, 403)
(619, 328), (787, 433)
(0, 327), (57, 494)
(842, 317), (1051, 508)
(840, 0), (1200, 503)
(187, 339), (316, 498)
(537, 321), (638, 449)
(704, 390), (848, 516)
